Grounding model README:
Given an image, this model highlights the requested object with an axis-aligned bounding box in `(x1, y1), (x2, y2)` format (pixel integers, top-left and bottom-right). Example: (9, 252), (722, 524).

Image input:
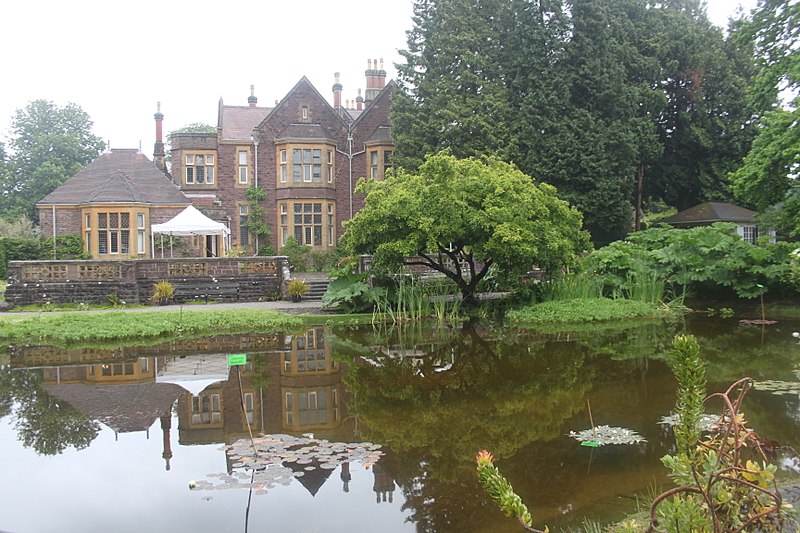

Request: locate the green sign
(227, 353), (247, 366)
(580, 441), (600, 447)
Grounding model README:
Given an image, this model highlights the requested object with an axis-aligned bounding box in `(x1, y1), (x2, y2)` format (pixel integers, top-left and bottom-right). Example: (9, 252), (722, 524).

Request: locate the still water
(2, 316), (800, 532)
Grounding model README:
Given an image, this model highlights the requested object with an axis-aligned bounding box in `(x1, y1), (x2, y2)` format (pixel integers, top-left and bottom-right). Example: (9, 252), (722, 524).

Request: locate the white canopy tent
(151, 205), (231, 258)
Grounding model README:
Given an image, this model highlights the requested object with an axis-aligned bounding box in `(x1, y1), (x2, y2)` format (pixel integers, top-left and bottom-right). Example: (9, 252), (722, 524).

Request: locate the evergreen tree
(392, 0), (516, 170)
(646, 5), (758, 210)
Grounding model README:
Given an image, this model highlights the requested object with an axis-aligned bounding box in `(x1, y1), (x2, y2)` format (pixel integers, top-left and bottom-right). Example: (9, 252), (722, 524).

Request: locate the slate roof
(44, 382), (185, 433)
(365, 125), (392, 145)
(37, 149), (189, 206)
(662, 202), (756, 226)
(220, 105), (272, 141)
(274, 123), (334, 143)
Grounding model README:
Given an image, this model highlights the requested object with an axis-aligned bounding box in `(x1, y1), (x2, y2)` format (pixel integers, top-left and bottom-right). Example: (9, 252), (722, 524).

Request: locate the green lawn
(0, 308), (304, 346)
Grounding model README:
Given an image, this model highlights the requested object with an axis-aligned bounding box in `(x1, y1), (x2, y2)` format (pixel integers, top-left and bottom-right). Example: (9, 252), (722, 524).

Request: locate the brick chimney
(364, 58), (386, 106)
(332, 72), (343, 109)
(356, 89), (364, 111)
(248, 84), (258, 107)
(153, 102), (166, 172)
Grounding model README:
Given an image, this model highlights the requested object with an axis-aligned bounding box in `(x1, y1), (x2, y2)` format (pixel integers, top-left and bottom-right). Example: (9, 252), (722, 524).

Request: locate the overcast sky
(0, 0), (757, 156)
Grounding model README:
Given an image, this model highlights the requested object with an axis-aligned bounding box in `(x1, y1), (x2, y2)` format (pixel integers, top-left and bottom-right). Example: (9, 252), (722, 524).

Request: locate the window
(244, 393), (254, 424)
(327, 204), (334, 246)
(279, 201), (334, 248)
(302, 106), (308, 120)
(370, 151), (378, 179)
(369, 148), (394, 180)
(84, 214), (92, 254)
(185, 153), (215, 185)
(278, 144), (334, 186)
(97, 212), (130, 255)
(137, 213), (145, 254)
(280, 150), (287, 183)
(239, 205), (249, 246)
(739, 225), (757, 244)
(238, 150), (248, 184)
(285, 392), (293, 425)
(192, 393), (221, 425)
(293, 203), (323, 246)
(292, 149), (322, 183)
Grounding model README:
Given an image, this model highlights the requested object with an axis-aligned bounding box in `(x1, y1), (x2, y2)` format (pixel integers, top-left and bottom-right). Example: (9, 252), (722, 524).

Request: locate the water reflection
(1, 319), (800, 532)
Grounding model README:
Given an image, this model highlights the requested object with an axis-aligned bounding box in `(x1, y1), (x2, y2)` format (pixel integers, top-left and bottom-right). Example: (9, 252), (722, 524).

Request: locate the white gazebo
(151, 205), (231, 258)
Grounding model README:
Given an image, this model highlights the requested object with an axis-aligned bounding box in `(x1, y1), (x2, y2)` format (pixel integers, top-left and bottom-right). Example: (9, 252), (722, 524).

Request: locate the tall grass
(541, 274), (604, 302)
(371, 276), (463, 325)
(624, 268), (665, 304)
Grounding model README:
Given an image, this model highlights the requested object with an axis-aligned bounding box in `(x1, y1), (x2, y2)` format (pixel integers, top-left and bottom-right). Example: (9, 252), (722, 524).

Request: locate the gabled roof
(38, 149), (189, 206)
(662, 202), (757, 226)
(256, 76), (350, 132)
(219, 104), (272, 141)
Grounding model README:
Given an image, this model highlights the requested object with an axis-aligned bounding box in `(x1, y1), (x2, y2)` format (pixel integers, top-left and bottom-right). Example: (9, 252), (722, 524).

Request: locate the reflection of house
(281, 328), (343, 432)
(662, 202), (775, 243)
(173, 328), (349, 444)
(41, 358), (181, 469)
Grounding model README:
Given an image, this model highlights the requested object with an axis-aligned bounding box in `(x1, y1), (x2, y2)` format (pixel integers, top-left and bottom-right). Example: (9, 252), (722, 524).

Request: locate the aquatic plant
(475, 450), (541, 532)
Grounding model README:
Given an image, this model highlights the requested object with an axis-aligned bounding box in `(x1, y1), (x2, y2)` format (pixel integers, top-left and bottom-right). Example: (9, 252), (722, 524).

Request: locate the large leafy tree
(0, 367), (100, 455)
(731, 0), (799, 234)
(340, 153), (589, 302)
(0, 100), (104, 223)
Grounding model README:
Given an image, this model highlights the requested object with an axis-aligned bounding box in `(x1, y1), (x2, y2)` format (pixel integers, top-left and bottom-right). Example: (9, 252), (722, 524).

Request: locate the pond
(2, 316), (800, 532)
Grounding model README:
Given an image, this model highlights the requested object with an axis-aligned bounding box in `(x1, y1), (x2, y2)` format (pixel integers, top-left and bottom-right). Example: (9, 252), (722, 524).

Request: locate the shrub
(286, 278), (309, 299)
(150, 281), (175, 304)
(281, 237), (310, 272)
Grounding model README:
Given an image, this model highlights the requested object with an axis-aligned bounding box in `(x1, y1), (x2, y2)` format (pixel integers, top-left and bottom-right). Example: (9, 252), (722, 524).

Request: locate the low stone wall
(4, 257), (289, 308)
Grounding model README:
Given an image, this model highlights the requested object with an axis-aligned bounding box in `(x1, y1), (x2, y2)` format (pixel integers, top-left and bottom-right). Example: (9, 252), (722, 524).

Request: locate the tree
(392, 0), (516, 170)
(0, 100), (105, 222)
(646, 4), (758, 211)
(731, 0), (799, 234)
(167, 122), (216, 136)
(0, 367), (99, 455)
(339, 153), (589, 302)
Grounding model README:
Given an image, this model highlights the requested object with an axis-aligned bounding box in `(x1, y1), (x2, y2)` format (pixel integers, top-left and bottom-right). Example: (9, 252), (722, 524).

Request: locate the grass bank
(0, 309), (304, 346)
(507, 297), (672, 324)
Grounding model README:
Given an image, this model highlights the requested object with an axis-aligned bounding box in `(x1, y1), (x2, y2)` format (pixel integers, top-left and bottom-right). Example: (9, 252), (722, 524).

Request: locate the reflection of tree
(685, 319), (800, 383)
(334, 323), (593, 531)
(0, 367), (100, 455)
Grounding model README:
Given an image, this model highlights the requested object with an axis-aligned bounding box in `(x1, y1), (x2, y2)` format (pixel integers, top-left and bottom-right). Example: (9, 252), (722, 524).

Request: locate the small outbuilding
(661, 201), (773, 243)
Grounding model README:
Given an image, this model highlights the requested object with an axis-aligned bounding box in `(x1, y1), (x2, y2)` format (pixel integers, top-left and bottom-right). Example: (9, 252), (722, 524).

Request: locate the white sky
(0, 0), (757, 156)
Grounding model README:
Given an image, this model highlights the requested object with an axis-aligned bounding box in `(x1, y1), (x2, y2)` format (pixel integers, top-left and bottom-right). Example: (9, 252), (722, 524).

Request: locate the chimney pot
(248, 85), (258, 107)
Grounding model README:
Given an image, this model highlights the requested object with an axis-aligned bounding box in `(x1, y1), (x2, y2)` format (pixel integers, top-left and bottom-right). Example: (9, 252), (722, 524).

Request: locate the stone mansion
(37, 60), (394, 258)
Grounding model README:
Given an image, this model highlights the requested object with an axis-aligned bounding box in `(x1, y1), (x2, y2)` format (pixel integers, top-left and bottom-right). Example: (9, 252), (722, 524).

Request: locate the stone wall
(4, 256), (289, 308)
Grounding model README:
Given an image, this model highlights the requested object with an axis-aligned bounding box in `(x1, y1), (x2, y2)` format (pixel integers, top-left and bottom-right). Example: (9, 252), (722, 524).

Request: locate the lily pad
(568, 425), (646, 446)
